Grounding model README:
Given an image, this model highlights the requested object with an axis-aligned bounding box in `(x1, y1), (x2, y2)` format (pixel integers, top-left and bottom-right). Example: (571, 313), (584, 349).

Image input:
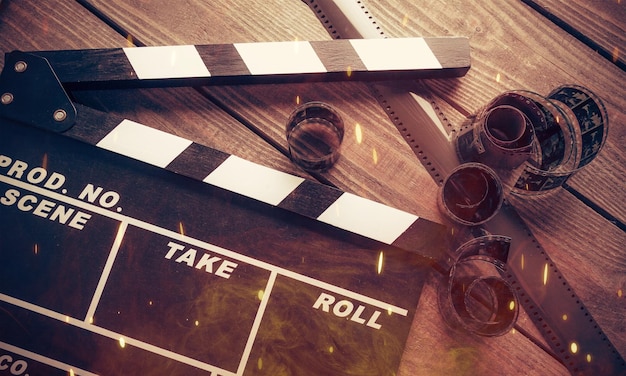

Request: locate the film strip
(29, 36), (469, 89)
(455, 87), (609, 194)
(303, 0), (625, 374)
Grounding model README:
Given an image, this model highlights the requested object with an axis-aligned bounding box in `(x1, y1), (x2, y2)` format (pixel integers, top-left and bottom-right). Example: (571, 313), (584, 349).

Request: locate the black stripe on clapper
(64, 104), (447, 259)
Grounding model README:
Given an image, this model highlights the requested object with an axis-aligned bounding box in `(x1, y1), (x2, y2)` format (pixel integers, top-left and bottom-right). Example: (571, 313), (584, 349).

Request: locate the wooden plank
(521, 0), (625, 69)
(362, 0), (626, 223)
(77, 1), (585, 375)
(359, 0), (626, 363)
(0, 0), (306, 177)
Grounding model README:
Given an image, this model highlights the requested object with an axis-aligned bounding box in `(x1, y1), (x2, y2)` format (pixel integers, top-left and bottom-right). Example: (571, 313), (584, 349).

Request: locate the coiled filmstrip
(455, 85), (609, 194)
(437, 235), (519, 337)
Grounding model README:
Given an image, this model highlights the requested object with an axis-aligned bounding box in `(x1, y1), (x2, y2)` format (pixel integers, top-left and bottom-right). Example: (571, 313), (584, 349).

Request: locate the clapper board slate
(0, 39), (458, 375)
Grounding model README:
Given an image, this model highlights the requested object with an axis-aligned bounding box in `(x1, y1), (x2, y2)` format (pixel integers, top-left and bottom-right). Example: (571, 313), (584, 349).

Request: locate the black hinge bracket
(0, 51), (76, 132)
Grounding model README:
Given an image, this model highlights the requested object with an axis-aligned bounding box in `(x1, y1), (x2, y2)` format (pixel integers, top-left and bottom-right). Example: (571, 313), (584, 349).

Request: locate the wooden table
(0, 0), (623, 374)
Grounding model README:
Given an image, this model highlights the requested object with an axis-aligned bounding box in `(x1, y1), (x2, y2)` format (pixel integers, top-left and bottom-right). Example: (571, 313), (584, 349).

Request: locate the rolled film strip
(438, 163), (503, 226)
(285, 101), (345, 172)
(27, 36), (469, 89)
(303, 0), (624, 374)
(455, 93), (538, 170)
(456, 87), (609, 194)
(437, 235), (519, 337)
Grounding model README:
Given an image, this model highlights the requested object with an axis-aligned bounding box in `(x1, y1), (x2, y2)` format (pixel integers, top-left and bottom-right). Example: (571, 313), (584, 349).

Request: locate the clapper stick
(0, 49), (448, 259)
(29, 37), (470, 89)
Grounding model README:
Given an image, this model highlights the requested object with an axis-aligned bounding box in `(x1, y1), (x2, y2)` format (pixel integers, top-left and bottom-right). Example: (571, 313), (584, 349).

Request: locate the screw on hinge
(1, 93), (13, 105)
(14, 61), (28, 73)
(53, 109), (67, 122)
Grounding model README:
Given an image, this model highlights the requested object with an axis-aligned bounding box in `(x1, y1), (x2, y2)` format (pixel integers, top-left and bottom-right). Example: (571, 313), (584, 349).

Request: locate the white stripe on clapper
(204, 155), (305, 206)
(317, 192), (419, 245)
(123, 45), (211, 79)
(96, 119), (192, 168)
(349, 38), (442, 71)
(234, 41), (327, 75)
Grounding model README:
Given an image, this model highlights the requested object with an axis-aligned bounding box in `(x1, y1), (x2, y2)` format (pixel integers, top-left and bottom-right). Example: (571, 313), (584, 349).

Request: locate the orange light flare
(178, 222), (185, 236)
(295, 95), (301, 105)
(33, 243), (39, 255)
(495, 72), (501, 83)
(355, 123), (363, 144)
(372, 148), (379, 165)
(376, 251), (384, 275)
(612, 46), (620, 63)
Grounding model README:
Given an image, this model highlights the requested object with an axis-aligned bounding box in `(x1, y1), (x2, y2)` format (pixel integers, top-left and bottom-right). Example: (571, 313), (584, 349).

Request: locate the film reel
(455, 86), (609, 194)
(437, 235), (519, 337)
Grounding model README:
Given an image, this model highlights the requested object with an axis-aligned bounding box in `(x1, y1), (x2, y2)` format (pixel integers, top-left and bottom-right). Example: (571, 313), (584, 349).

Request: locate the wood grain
(522, 0), (625, 69)
(362, 0), (626, 224)
(73, 0), (623, 374)
(1, 0), (623, 374)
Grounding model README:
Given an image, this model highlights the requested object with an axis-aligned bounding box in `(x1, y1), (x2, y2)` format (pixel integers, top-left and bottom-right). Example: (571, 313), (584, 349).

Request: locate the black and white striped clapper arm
(31, 37), (470, 89)
(64, 104), (446, 259)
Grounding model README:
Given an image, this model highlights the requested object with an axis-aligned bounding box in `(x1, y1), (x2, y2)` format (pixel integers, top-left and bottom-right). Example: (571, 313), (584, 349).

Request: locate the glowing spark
(402, 14), (409, 27)
(65, 316), (70, 323)
(377, 251), (384, 274)
(586, 354), (592, 362)
(119, 337), (126, 348)
(612, 47), (620, 63)
(178, 222), (185, 236)
(372, 148), (379, 164)
(520, 253), (525, 270)
(496, 72), (501, 83)
(562, 314), (568, 321)
(543, 263), (549, 285)
(89, 316), (94, 324)
(34, 243), (39, 255)
(258, 290), (265, 301)
(149, 300), (153, 306)
(355, 123), (363, 144)
(387, 306), (393, 316)
(296, 95), (301, 105)
(257, 357), (263, 370)
(69, 369), (75, 376)
(570, 342), (578, 354)
(508, 300), (515, 311)
(347, 65), (352, 78)
(510, 328), (517, 334)
(126, 34), (134, 47)
(329, 346), (334, 354)
(618, 289), (623, 298)
(195, 320), (199, 326)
